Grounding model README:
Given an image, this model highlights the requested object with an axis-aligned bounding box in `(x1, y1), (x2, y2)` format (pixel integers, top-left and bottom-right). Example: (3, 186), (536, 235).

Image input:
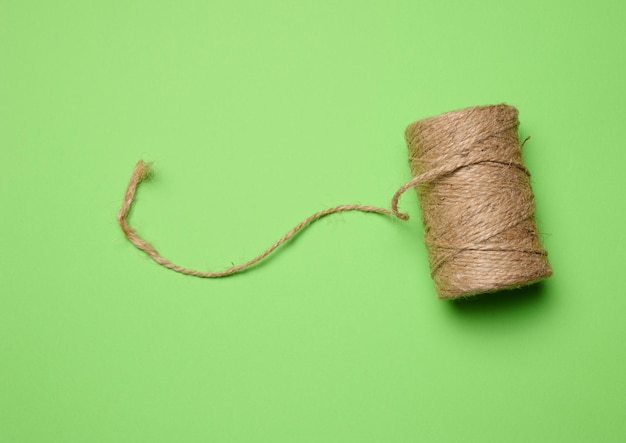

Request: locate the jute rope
(404, 104), (552, 297)
(118, 104), (551, 298)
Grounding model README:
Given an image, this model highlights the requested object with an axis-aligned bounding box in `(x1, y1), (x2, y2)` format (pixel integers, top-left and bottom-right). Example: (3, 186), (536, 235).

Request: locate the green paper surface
(1, 1), (625, 441)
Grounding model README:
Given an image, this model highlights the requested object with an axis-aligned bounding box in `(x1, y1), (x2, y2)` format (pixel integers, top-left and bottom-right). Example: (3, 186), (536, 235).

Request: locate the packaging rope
(118, 104), (552, 299)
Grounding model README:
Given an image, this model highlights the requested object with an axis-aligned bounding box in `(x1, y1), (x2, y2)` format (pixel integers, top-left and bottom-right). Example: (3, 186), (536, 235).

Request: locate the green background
(2, 0), (625, 441)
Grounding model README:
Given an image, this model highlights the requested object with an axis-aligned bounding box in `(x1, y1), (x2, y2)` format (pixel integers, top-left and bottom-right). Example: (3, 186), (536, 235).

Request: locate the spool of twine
(403, 104), (552, 298)
(118, 103), (552, 299)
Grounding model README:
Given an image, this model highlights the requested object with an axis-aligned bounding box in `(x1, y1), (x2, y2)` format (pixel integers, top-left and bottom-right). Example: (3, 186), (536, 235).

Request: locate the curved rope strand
(118, 160), (415, 277)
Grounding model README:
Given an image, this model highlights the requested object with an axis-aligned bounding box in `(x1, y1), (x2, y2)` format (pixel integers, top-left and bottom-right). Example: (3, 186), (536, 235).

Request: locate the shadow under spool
(405, 104), (552, 299)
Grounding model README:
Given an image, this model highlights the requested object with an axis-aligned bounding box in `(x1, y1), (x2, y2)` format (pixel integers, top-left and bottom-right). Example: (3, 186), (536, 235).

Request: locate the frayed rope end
(135, 160), (153, 182)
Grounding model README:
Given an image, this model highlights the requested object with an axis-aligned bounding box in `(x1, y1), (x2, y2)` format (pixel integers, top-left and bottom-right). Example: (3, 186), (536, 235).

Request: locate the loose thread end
(136, 160), (153, 182)
(397, 213), (410, 221)
(119, 159), (414, 278)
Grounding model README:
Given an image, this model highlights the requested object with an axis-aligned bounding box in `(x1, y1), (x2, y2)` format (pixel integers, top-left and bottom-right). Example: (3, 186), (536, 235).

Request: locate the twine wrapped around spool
(403, 104), (552, 298)
(118, 103), (552, 299)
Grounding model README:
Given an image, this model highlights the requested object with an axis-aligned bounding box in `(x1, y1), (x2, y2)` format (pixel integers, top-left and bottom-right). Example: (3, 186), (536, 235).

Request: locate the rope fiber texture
(405, 104), (552, 297)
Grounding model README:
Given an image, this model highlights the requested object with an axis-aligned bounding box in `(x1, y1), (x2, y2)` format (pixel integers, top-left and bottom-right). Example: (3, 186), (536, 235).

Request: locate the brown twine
(118, 103), (551, 298)
(404, 104), (552, 297)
